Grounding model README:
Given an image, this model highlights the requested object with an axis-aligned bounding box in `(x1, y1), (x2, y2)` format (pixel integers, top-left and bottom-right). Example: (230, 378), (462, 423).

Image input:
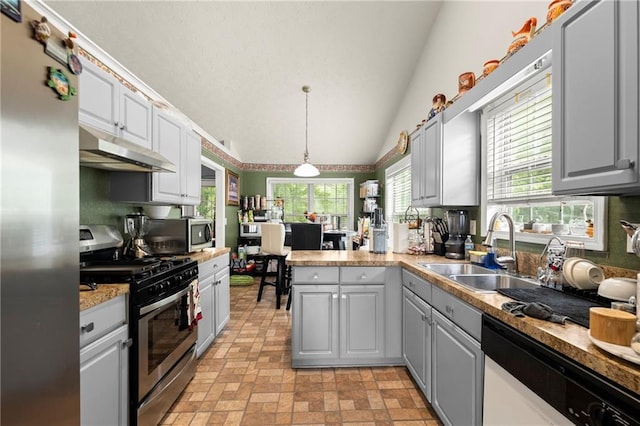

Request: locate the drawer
(80, 294), (127, 348)
(340, 267), (385, 284)
(432, 286), (482, 341)
(293, 267), (340, 284)
(198, 253), (230, 279)
(402, 269), (431, 304)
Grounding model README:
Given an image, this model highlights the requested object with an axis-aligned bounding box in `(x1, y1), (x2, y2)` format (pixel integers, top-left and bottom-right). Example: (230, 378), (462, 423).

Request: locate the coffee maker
(444, 210), (469, 259)
(370, 208), (387, 254)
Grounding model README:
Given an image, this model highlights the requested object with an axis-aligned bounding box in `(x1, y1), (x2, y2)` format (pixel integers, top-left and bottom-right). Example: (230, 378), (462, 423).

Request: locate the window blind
(389, 166), (412, 222)
(486, 72), (552, 202)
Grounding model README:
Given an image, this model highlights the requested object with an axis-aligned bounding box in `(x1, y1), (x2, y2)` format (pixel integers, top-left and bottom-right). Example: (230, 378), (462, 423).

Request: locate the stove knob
(148, 286), (156, 295)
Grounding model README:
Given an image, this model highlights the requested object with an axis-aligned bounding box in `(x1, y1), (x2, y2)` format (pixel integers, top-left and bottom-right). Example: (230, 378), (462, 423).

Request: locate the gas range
(80, 257), (198, 306)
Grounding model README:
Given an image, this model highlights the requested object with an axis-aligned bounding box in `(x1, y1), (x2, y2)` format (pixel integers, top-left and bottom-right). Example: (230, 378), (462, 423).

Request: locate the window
(385, 156), (431, 245)
(482, 67), (606, 250)
(266, 178), (353, 228)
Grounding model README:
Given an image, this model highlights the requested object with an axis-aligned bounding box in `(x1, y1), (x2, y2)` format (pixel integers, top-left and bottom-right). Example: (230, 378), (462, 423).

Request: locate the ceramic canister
(483, 60), (500, 77)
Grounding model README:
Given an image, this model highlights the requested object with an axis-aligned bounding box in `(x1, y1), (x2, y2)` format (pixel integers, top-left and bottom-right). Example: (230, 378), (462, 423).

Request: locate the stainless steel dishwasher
(482, 315), (639, 426)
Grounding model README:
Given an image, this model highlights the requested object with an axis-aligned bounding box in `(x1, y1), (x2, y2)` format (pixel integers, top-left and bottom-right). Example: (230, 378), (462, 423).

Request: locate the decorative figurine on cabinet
(507, 17), (537, 56)
(547, 0), (572, 25)
(458, 72), (476, 95)
(427, 93), (447, 121)
(31, 16), (51, 44)
(483, 59), (500, 77)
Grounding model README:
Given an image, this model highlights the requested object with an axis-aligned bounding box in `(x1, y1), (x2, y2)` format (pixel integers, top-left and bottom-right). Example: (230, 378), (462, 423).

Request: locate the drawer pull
(81, 322), (95, 333)
(313, 273), (319, 280)
(122, 338), (133, 349)
(360, 273), (367, 280)
(445, 305), (454, 314)
(409, 281), (415, 288)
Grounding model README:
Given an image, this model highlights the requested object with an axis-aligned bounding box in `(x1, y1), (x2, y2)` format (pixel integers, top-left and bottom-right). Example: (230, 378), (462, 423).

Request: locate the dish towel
(502, 301), (569, 324)
(189, 279), (203, 329)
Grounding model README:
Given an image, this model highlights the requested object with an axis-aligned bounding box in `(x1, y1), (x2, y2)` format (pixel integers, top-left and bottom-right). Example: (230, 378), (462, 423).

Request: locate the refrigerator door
(1, 5), (80, 424)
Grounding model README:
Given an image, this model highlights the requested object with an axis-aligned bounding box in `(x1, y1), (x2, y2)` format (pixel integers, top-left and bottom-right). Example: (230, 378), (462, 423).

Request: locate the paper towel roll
(393, 223), (409, 253)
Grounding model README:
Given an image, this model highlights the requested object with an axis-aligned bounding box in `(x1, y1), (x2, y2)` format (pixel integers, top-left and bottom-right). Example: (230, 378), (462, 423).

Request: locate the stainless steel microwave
(239, 222), (262, 238)
(146, 218), (213, 254)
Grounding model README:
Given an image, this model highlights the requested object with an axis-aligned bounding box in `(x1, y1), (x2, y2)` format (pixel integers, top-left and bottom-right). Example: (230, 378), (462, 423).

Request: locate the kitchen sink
(448, 274), (541, 293)
(417, 263), (498, 276)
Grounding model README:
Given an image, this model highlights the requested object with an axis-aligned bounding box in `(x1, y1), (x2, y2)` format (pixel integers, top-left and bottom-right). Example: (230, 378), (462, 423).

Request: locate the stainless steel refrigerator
(1, 4), (80, 424)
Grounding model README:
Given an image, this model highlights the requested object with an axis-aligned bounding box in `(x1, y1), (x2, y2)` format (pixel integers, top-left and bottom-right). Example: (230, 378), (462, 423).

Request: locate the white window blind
(486, 71), (552, 202)
(389, 166), (412, 222)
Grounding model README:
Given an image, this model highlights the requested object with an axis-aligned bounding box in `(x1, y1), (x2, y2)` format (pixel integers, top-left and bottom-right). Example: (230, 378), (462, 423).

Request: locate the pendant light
(294, 85), (320, 177)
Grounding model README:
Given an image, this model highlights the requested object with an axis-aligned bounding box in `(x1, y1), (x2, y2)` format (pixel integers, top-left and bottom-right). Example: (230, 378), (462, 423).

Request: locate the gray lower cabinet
(291, 266), (402, 367)
(431, 309), (483, 426)
(552, 0), (640, 195)
(292, 284), (340, 362)
(340, 285), (384, 359)
(80, 295), (128, 425)
(197, 254), (230, 357)
(214, 266), (230, 336)
(402, 287), (432, 400)
(401, 269), (483, 425)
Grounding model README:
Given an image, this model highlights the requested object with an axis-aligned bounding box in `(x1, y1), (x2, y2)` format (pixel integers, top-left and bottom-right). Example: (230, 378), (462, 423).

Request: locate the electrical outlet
(470, 220), (477, 235)
(626, 223), (639, 253)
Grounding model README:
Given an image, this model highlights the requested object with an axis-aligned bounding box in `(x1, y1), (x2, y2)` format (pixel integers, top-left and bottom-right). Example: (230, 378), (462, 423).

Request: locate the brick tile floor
(161, 278), (442, 425)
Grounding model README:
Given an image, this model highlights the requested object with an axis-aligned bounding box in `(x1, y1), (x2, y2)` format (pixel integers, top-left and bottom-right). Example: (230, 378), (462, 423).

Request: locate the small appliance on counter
(124, 213), (152, 258)
(145, 217), (213, 254)
(370, 208), (387, 254)
(445, 210), (469, 259)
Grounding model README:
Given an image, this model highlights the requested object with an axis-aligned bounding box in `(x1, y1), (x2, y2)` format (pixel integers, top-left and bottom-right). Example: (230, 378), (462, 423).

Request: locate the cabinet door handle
(81, 322), (94, 333)
(120, 123), (126, 130)
(616, 159), (635, 170)
(332, 293), (338, 299)
(122, 338), (133, 349)
(341, 294), (347, 299)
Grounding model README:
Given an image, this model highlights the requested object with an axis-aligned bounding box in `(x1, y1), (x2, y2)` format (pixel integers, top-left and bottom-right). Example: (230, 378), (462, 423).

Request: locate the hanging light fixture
(294, 85), (320, 177)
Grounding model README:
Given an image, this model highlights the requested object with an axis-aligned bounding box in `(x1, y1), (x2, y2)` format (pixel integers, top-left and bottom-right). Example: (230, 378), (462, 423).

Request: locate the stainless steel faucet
(483, 212), (517, 273)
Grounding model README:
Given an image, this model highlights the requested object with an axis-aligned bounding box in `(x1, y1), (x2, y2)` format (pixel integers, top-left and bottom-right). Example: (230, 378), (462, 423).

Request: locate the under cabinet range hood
(79, 125), (176, 172)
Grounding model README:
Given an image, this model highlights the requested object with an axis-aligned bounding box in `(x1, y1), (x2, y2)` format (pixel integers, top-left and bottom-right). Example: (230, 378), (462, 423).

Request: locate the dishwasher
(482, 315), (639, 426)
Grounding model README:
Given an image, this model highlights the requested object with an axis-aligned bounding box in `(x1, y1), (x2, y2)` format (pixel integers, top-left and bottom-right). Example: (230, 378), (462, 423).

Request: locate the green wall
(80, 146), (640, 271)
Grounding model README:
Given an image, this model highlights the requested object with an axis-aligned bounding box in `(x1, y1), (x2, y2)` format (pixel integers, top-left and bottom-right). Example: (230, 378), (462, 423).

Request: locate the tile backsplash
(80, 166), (142, 229)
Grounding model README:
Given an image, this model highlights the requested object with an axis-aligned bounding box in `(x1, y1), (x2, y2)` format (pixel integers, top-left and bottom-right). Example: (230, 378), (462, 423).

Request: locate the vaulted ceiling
(46, 1), (443, 166)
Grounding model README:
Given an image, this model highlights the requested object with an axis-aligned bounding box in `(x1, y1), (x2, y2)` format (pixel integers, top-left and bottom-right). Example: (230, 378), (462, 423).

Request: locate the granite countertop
(80, 284), (129, 312)
(79, 247), (231, 312)
(286, 250), (640, 395)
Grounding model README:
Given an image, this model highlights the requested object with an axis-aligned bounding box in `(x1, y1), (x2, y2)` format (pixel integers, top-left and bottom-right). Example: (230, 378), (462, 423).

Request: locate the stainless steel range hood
(79, 125), (176, 172)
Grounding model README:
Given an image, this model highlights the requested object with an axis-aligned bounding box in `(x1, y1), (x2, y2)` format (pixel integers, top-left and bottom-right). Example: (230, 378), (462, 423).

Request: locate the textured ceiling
(46, 1), (442, 166)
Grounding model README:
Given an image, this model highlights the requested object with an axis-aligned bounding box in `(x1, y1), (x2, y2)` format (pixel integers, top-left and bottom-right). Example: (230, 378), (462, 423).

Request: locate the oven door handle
(140, 284), (192, 316)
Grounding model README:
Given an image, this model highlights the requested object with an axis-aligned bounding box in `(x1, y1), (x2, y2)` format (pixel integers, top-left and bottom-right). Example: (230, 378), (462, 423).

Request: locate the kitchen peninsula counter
(185, 247), (230, 263)
(287, 250), (640, 395)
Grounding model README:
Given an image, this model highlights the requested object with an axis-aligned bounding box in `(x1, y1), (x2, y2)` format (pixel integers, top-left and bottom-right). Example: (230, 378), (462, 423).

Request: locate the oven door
(137, 284), (197, 400)
(190, 220), (213, 250)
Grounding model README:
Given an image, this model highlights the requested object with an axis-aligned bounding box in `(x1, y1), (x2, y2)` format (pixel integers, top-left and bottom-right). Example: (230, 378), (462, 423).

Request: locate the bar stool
(257, 223), (290, 309)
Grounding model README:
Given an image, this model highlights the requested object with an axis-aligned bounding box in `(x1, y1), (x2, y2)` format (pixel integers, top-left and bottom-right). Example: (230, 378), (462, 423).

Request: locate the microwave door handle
(205, 223), (212, 242)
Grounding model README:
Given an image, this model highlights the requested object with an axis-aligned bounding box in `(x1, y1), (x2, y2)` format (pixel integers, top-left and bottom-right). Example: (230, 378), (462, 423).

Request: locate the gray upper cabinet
(152, 108), (202, 205)
(79, 56), (152, 150)
(552, 0), (640, 194)
(411, 112), (479, 207)
(110, 107), (202, 205)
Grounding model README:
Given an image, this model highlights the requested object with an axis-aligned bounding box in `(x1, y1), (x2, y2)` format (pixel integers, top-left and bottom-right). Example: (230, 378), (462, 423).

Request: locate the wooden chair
(257, 223), (290, 309)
